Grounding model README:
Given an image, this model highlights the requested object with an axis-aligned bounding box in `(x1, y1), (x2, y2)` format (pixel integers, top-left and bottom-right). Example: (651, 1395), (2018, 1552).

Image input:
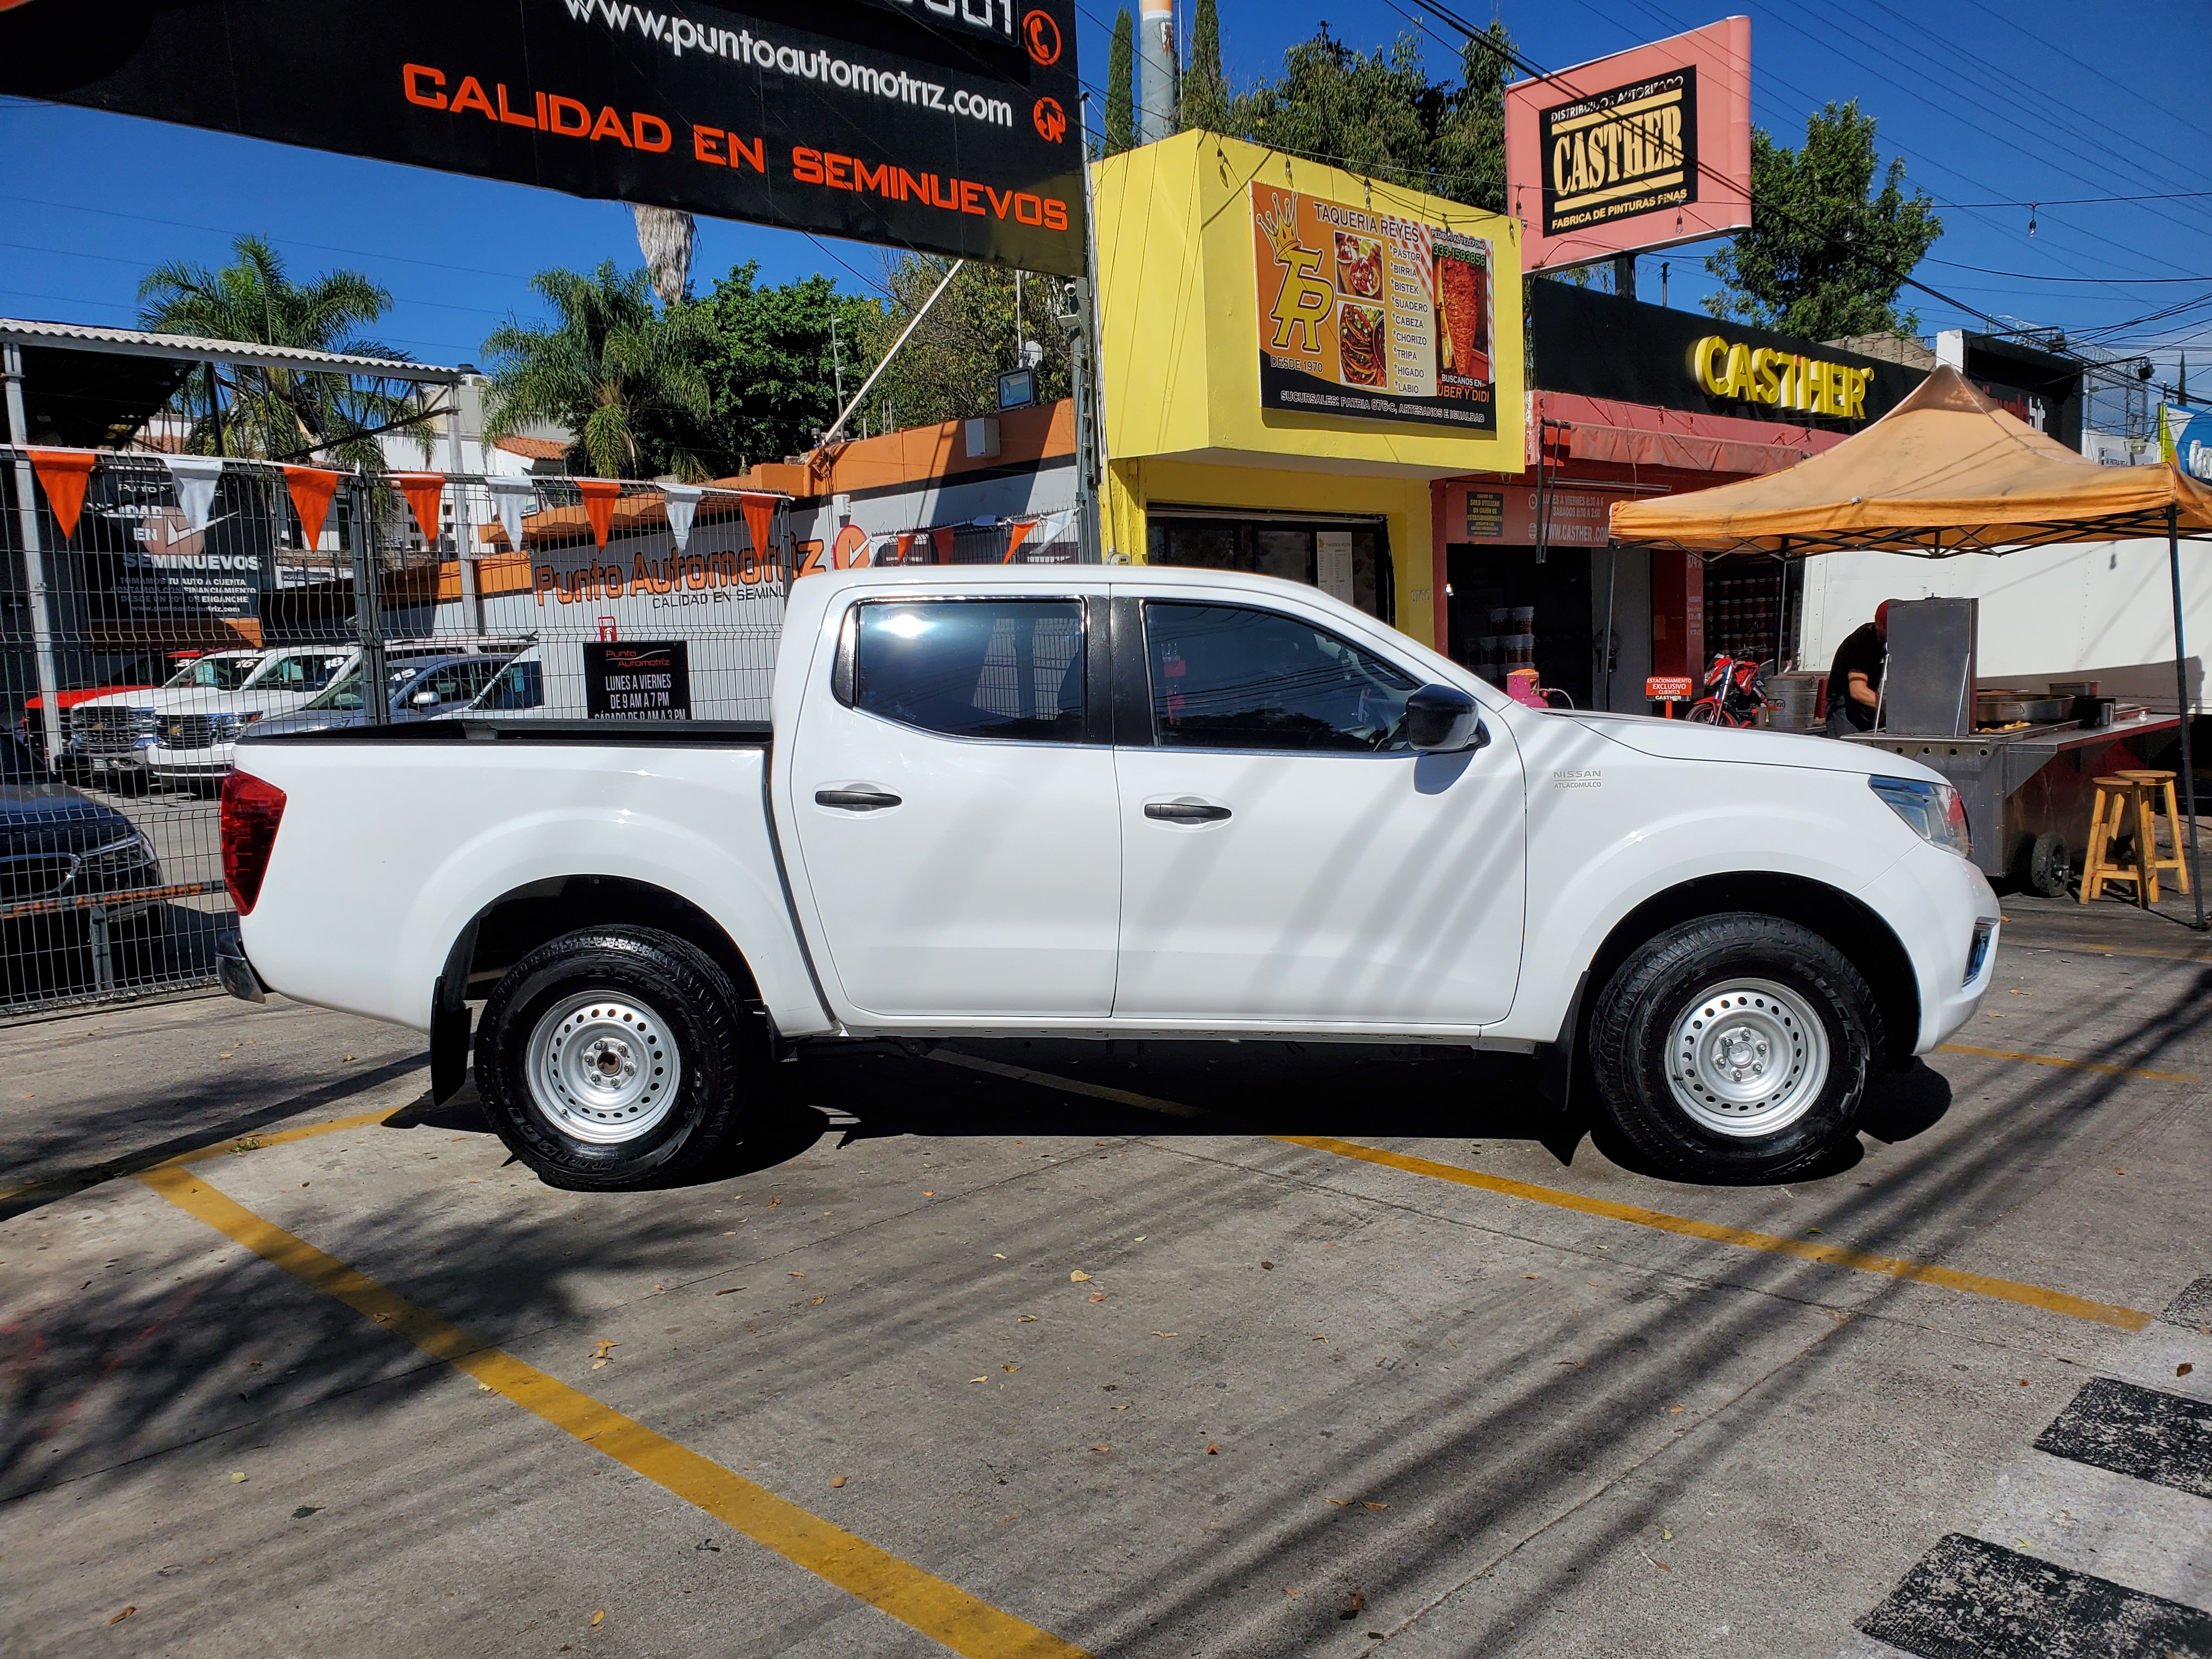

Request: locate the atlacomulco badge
(1539, 65), (1698, 238)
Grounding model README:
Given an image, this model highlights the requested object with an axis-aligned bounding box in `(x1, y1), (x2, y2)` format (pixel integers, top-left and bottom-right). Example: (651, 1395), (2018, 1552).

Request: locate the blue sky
(2, 0), (2207, 390)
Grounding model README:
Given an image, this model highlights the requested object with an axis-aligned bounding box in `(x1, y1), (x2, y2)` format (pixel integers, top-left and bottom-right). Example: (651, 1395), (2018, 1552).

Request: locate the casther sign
(0, 0), (1086, 276)
(1531, 282), (1926, 430)
(1538, 66), (1696, 242)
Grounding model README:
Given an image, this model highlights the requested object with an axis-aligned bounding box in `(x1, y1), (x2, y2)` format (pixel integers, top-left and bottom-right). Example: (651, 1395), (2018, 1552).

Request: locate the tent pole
(2168, 501), (2205, 930)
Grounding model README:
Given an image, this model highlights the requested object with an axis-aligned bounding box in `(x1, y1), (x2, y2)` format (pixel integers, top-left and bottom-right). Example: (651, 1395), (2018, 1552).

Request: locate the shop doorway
(1446, 544), (1594, 708)
(1146, 513), (1395, 623)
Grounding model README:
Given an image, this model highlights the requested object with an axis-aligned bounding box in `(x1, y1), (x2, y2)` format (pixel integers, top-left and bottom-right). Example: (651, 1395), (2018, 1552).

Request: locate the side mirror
(1406, 683), (1487, 753)
(411, 690), (439, 707)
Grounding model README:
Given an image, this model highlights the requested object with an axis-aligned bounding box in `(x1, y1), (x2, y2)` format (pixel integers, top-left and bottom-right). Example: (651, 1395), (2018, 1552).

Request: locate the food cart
(1608, 366), (2212, 927)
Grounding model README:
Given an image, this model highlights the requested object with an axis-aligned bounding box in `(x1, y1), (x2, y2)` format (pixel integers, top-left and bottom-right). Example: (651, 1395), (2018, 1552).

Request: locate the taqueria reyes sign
(1249, 183), (1498, 432)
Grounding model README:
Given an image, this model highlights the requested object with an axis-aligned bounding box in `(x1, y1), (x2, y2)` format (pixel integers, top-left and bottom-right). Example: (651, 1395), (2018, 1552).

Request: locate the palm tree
(481, 262), (714, 481)
(138, 235), (431, 472)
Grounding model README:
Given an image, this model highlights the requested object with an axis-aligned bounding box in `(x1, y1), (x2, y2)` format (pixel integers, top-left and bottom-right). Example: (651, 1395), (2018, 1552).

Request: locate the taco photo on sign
(1337, 302), (1386, 387)
(1333, 231), (1385, 300)
(1433, 239), (1491, 392)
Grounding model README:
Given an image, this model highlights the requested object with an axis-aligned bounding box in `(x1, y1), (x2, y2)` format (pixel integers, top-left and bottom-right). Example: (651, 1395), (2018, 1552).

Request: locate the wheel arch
(460, 874), (762, 1005)
(1578, 872), (1918, 1070)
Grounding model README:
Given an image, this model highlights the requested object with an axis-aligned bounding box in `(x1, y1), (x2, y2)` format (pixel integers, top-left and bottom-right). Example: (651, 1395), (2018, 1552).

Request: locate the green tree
(853, 256), (1070, 430)
(1104, 8), (1135, 155)
(137, 235), (430, 471)
(1180, 0), (1231, 135)
(481, 262), (715, 481)
(1703, 100), (1942, 338)
(695, 261), (882, 470)
(1227, 23), (1514, 212)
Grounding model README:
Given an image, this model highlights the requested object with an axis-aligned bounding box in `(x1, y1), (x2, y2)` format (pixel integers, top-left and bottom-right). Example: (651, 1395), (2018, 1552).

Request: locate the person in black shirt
(1825, 600), (1897, 736)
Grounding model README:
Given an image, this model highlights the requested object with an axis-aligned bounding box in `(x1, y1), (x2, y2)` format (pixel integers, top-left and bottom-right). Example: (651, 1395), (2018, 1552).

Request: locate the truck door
(785, 594), (1121, 1019)
(1111, 595), (1526, 1027)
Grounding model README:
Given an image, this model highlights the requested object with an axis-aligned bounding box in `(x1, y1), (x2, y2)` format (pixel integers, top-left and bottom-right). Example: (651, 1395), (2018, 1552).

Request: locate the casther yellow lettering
(1691, 335), (1730, 396)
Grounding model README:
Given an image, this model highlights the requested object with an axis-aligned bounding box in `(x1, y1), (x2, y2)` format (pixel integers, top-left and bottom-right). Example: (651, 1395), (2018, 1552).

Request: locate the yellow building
(1093, 131), (1526, 648)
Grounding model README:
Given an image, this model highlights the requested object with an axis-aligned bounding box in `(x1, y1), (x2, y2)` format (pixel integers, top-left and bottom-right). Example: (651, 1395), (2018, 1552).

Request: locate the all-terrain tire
(476, 926), (753, 1190)
(1587, 912), (1883, 1184)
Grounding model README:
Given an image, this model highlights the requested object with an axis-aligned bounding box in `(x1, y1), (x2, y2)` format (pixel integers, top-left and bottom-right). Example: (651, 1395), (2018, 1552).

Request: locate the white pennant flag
(662, 483), (703, 552)
(487, 479), (536, 554)
(162, 454), (225, 533)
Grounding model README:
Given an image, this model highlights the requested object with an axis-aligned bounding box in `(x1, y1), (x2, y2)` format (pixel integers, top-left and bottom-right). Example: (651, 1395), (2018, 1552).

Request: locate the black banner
(0, 0), (1086, 275)
(1530, 281), (1927, 430)
(585, 640), (692, 719)
(1539, 65), (1697, 241)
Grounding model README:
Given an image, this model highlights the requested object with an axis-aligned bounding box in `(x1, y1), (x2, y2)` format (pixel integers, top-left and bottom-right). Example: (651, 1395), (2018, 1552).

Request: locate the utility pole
(2, 340), (65, 762)
(1138, 0), (1176, 142)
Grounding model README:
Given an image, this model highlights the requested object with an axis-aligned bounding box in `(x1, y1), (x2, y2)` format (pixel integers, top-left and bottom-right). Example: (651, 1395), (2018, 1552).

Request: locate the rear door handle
(1144, 800), (1232, 823)
(815, 788), (902, 811)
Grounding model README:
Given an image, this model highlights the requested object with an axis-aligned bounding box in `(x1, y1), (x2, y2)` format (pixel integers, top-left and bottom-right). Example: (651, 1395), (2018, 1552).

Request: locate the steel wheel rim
(525, 992), (681, 1145)
(1665, 978), (1829, 1138)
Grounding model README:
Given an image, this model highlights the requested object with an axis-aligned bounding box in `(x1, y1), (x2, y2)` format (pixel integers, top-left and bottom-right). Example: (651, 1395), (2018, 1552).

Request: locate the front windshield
(307, 663), (418, 713)
(163, 655), (263, 691)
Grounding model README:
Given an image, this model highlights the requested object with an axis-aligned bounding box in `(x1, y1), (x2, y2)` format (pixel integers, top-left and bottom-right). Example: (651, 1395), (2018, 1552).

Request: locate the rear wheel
(2028, 831), (2072, 898)
(1587, 913), (1882, 1183)
(477, 926), (754, 1190)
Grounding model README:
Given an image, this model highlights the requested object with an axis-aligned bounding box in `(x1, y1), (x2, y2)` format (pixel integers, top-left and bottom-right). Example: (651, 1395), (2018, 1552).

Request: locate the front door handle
(1144, 800), (1232, 823)
(815, 788), (902, 811)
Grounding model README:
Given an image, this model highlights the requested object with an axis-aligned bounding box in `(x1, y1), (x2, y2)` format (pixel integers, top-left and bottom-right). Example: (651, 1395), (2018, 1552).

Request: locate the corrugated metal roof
(0, 317), (467, 383)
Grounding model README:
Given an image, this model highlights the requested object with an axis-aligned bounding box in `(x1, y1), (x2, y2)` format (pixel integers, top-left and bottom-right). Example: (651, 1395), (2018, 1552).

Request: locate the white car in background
(67, 648), (269, 781)
(136, 646), (359, 792)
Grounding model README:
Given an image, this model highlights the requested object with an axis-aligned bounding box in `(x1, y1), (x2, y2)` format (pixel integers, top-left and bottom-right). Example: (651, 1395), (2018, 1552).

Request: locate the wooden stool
(2081, 776), (2158, 906)
(2113, 769), (2193, 896)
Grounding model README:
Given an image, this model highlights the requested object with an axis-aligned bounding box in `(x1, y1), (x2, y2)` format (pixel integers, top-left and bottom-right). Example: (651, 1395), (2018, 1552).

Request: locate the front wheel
(476, 926), (754, 1190)
(1587, 913), (1883, 1183)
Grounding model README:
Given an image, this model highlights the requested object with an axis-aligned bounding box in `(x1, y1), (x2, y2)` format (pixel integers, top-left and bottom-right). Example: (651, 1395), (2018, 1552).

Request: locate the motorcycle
(1686, 652), (1771, 727)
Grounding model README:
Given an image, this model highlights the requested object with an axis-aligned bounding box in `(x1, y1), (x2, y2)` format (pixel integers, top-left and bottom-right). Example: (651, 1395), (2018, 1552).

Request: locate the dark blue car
(0, 729), (166, 992)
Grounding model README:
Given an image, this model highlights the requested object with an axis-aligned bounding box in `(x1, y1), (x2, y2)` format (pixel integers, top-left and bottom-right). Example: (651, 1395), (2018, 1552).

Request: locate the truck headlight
(1870, 775), (1971, 858)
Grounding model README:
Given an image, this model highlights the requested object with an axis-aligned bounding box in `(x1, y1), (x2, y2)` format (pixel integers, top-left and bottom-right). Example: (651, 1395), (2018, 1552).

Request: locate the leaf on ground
(1649, 1558), (1672, 1572)
(2180, 1363), (2194, 1376)
(591, 1610), (605, 1627)
(1002, 1363), (1020, 1373)
(1555, 1359), (1585, 1369)
(923, 1191), (935, 1197)
(590, 1340), (618, 1360)
(1362, 1502), (1387, 1511)
(769, 1198), (781, 1206)
(1261, 1261), (1274, 1270)
(1661, 1527), (1673, 1540)
(970, 1376), (989, 1383)
(591, 1359), (608, 1370)
(788, 1272), (804, 1279)
(1070, 1271), (1091, 1282)
(1205, 1443), (1219, 1454)
(1522, 1274), (1538, 1280)
(830, 1475), (847, 1488)
(228, 1471), (247, 1483)
(1312, 1335), (1328, 1342)
(1019, 1314), (1038, 1322)
(1325, 1498), (1352, 1506)
(1340, 1589), (1366, 1618)
(1153, 1331), (1177, 1338)
(1088, 1293), (1107, 1302)
(715, 1287), (744, 1296)
(109, 1607), (134, 1624)
(1090, 1444), (1110, 1452)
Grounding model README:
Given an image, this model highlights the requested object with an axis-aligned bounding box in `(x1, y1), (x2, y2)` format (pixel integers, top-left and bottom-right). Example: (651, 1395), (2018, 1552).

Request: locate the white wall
(1800, 539), (2207, 712)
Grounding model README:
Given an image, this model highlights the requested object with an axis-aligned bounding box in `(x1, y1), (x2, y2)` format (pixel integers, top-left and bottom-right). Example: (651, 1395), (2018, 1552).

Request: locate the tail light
(221, 770), (287, 915)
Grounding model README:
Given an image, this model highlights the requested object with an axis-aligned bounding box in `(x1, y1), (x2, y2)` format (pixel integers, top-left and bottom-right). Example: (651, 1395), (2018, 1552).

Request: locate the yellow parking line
(0, 1107), (403, 1207)
(1272, 1135), (2152, 1333)
(136, 1164), (1089, 1659)
(1936, 1043), (2199, 1082)
(2000, 938), (2212, 965)
(918, 1053), (2152, 1333)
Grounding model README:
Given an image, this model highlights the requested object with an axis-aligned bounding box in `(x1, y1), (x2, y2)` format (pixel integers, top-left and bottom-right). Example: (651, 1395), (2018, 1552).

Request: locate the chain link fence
(0, 448), (790, 1019)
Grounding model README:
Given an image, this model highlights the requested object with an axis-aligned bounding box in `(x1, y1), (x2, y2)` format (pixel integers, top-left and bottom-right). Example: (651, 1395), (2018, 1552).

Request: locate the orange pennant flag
(26, 449), (97, 542)
(577, 478), (620, 549)
(737, 492), (776, 561)
(392, 473), (445, 548)
(1002, 518), (1041, 563)
(894, 531), (915, 566)
(930, 526), (957, 563)
(280, 466), (341, 550)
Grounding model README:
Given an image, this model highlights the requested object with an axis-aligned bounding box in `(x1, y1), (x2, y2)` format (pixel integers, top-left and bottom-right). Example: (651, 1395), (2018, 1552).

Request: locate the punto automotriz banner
(0, 0), (1086, 275)
(1249, 183), (1497, 433)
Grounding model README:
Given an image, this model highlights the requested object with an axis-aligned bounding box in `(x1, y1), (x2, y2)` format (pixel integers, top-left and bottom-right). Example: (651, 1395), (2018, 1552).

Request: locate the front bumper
(216, 935), (268, 1003)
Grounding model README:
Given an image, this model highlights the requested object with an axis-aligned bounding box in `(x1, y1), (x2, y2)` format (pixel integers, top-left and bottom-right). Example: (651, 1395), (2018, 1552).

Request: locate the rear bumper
(216, 935), (267, 1003)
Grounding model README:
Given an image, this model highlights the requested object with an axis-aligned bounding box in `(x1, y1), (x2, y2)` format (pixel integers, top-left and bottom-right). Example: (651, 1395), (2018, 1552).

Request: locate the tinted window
(1144, 601), (1417, 752)
(165, 655), (263, 690)
(0, 732), (47, 782)
(251, 653), (349, 692)
(473, 658), (544, 712)
(853, 600), (1084, 742)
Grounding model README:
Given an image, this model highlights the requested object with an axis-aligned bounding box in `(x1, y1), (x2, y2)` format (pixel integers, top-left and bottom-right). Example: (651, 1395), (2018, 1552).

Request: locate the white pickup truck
(216, 564), (1999, 1188)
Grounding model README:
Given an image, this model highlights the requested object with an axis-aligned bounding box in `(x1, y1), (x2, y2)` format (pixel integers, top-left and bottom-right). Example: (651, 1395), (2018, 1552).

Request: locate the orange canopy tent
(1609, 365), (2212, 927)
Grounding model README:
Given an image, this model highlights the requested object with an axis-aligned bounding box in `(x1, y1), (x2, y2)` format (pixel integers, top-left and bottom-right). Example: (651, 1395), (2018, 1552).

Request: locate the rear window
(846, 600), (1084, 742)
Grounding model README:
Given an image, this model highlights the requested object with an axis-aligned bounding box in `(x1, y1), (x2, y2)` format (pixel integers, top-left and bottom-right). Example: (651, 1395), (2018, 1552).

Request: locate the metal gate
(0, 446), (787, 1019)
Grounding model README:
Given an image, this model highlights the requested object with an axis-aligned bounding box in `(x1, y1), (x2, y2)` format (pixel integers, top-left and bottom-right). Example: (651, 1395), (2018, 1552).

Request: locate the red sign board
(1645, 675), (1695, 699)
(1505, 17), (1751, 273)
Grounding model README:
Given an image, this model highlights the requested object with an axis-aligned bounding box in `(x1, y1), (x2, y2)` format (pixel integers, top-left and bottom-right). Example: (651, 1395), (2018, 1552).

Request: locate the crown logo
(1255, 195), (1334, 354)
